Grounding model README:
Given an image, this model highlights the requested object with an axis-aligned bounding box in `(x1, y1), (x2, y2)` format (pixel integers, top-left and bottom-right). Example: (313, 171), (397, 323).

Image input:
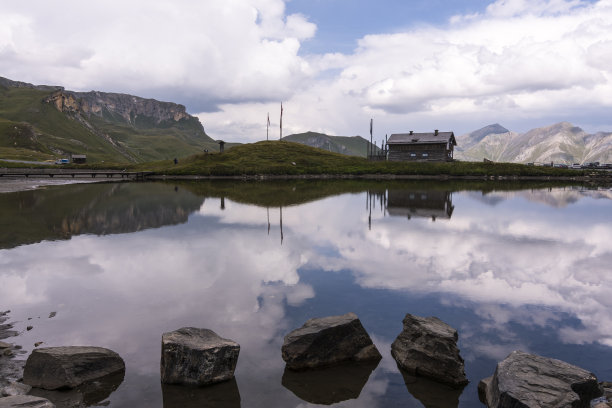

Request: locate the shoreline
(1, 171), (610, 195)
(0, 178), (126, 194)
(147, 173), (612, 182)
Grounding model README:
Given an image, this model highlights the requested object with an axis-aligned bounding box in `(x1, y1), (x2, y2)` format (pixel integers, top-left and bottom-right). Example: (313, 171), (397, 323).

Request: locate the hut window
(422, 153), (428, 157)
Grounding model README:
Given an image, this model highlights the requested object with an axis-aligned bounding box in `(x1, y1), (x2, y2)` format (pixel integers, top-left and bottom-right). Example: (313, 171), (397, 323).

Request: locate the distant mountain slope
(0, 76), (216, 163)
(459, 123), (510, 150)
(456, 122), (612, 164)
(282, 131), (380, 157)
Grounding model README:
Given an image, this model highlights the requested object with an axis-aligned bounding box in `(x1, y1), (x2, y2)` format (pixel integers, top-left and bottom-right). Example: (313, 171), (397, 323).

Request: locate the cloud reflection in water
(1, 183), (611, 406)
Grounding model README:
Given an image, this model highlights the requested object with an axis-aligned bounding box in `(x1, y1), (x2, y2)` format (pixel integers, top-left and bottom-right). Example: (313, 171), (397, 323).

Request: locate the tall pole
(280, 102), (283, 140)
(369, 118), (373, 159)
(267, 113), (270, 141)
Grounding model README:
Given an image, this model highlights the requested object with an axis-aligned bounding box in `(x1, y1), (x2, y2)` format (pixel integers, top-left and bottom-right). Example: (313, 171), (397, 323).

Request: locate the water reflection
(0, 183), (203, 249)
(399, 370), (465, 408)
(30, 370), (125, 408)
(281, 360), (380, 405)
(386, 190), (454, 221)
(1, 180), (611, 407)
(162, 379), (241, 408)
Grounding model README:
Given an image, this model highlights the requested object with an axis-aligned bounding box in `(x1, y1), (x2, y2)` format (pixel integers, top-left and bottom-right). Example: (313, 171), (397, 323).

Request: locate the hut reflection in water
(367, 188), (454, 228)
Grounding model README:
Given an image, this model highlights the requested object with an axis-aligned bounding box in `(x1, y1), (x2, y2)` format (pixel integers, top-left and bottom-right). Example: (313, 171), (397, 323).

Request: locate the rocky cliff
(44, 90), (191, 126)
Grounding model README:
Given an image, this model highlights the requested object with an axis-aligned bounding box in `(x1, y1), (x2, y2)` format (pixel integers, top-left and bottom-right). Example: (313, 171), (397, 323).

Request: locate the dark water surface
(1, 180), (612, 407)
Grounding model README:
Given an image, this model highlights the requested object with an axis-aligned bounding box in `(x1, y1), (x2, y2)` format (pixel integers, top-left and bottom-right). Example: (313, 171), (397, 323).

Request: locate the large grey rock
(479, 350), (602, 408)
(281, 313), (381, 370)
(160, 327), (240, 386)
(0, 395), (55, 408)
(391, 314), (468, 387)
(23, 346), (125, 390)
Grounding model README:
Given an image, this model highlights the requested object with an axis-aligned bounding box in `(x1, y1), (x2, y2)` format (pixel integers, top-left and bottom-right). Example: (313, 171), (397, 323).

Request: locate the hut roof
(387, 132), (456, 146)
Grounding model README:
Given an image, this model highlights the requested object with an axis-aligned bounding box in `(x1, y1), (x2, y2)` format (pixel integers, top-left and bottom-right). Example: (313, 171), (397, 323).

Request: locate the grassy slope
(0, 85), (216, 163)
(0, 86), (131, 162)
(137, 140), (590, 178)
(87, 114), (213, 162)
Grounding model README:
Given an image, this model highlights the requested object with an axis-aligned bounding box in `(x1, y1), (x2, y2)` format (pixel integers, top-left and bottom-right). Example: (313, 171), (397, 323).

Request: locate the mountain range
(285, 123), (612, 164)
(455, 122), (612, 164)
(2, 76), (611, 165)
(0, 76), (217, 163)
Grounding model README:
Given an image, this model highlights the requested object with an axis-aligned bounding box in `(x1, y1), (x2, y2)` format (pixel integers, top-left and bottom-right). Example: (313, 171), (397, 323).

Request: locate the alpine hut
(387, 130), (456, 162)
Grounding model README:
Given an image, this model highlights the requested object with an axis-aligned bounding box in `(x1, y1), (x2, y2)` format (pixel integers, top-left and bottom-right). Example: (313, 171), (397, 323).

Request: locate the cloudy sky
(1, 0), (611, 142)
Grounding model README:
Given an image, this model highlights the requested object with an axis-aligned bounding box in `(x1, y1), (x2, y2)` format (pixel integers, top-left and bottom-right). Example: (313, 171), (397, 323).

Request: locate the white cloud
(0, 0), (313, 106)
(199, 0), (612, 141)
(2, 0), (612, 141)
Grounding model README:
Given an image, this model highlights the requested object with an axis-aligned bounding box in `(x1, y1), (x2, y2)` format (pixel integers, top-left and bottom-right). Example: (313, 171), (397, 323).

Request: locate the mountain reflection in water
(0, 183), (204, 249)
(0, 180), (611, 407)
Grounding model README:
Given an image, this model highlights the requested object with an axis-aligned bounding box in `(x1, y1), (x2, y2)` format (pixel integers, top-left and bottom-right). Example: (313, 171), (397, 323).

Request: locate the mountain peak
(469, 124), (510, 141)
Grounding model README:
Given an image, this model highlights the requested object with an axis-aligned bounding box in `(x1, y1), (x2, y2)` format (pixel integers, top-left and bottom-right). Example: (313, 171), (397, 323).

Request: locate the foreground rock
(0, 395), (55, 408)
(161, 327), (240, 386)
(479, 350), (601, 407)
(281, 313), (381, 370)
(23, 346), (125, 390)
(391, 314), (468, 387)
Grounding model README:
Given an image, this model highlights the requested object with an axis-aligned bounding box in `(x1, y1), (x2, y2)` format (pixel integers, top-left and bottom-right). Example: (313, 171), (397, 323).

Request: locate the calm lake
(1, 179), (612, 407)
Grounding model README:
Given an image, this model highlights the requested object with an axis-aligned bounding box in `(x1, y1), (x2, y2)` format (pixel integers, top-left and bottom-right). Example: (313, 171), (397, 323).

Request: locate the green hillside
(0, 86), (126, 162)
(140, 140), (585, 178)
(0, 77), (216, 163)
(282, 131), (381, 157)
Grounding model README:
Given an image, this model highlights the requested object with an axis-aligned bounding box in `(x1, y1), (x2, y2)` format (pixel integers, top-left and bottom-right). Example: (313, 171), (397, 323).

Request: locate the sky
(1, 0), (611, 143)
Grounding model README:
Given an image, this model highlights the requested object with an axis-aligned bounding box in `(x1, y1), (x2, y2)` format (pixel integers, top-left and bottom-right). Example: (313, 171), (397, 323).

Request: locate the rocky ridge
(44, 90), (190, 126)
(456, 122), (612, 164)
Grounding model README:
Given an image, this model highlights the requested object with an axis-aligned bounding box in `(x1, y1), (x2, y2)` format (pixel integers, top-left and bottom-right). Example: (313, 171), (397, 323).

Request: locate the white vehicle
(570, 163), (582, 169)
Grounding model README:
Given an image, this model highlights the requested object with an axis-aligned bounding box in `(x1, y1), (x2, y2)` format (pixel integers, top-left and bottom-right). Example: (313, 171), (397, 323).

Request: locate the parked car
(571, 163), (582, 169)
(55, 158), (70, 164)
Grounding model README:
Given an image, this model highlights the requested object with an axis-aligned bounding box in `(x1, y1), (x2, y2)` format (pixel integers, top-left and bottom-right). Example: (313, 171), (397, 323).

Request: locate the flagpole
(267, 113), (270, 141)
(280, 102), (283, 140)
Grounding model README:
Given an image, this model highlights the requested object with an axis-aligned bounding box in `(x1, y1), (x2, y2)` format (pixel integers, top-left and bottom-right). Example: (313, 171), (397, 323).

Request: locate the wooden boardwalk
(0, 168), (151, 180)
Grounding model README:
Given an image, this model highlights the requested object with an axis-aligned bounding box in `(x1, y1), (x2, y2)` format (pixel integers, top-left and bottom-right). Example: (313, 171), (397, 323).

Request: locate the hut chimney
(434, 129), (439, 136)
(409, 130), (414, 135)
